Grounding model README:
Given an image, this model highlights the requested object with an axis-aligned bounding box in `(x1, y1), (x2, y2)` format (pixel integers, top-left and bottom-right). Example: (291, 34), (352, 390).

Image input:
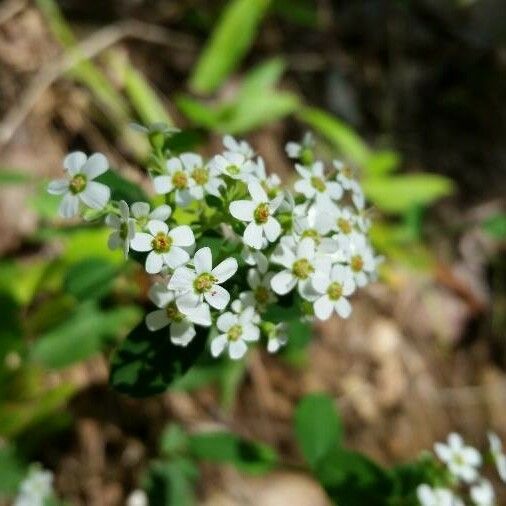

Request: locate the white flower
(145, 282), (211, 346)
(241, 247), (268, 271)
(311, 264), (356, 320)
(331, 207), (358, 237)
(416, 484), (463, 506)
(293, 205), (338, 254)
(130, 220), (195, 274)
(333, 160), (357, 190)
(266, 322), (288, 353)
(349, 179), (365, 210)
(210, 305), (260, 359)
(488, 432), (506, 482)
(130, 201), (172, 228)
(153, 156), (195, 205)
(254, 156), (282, 197)
(223, 134), (255, 159)
(270, 237), (331, 299)
(240, 267), (277, 311)
(470, 479), (495, 506)
(106, 200), (136, 258)
(338, 232), (376, 287)
(294, 161), (343, 207)
(434, 433), (482, 483)
(286, 132), (315, 162)
(126, 489), (149, 506)
(209, 151), (256, 181)
(47, 151), (110, 218)
(168, 247), (238, 313)
(229, 180), (284, 249)
(14, 466), (54, 506)
(174, 153), (224, 200)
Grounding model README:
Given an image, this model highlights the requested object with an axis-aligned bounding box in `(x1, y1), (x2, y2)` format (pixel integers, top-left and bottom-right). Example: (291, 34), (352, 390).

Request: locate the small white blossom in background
(223, 134), (255, 159)
(488, 432), (506, 482)
(266, 322), (288, 353)
(126, 489), (149, 506)
(285, 132), (314, 163)
(153, 156), (196, 205)
(14, 466), (54, 506)
(294, 161), (343, 208)
(106, 200), (136, 258)
(209, 150), (255, 181)
(470, 479), (495, 506)
(434, 433), (482, 483)
(416, 484), (463, 506)
(47, 151), (110, 218)
(130, 201), (172, 228)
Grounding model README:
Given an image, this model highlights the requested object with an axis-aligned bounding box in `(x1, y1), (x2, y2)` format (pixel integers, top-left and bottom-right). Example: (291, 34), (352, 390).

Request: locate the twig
(0, 19), (196, 147)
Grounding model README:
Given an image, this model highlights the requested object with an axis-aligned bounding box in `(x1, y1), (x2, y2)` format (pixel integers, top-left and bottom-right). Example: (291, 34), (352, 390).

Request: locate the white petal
(229, 200), (255, 222)
(314, 295), (333, 320)
(47, 178), (69, 195)
(59, 193), (79, 218)
(286, 142), (301, 158)
(176, 291), (201, 313)
(210, 334), (228, 358)
(146, 309), (170, 331)
(204, 285), (230, 310)
(335, 297), (352, 318)
(147, 219), (168, 235)
(243, 222), (264, 250)
(294, 178), (314, 198)
(326, 181), (343, 200)
(270, 245), (295, 269)
(194, 247), (213, 274)
(79, 181), (110, 209)
(118, 200), (129, 219)
(145, 251), (163, 274)
(311, 273), (330, 294)
(263, 217), (281, 242)
(297, 237), (316, 260)
(223, 135), (238, 152)
(63, 151), (86, 175)
(242, 323), (260, 342)
(448, 433), (464, 451)
(153, 175), (172, 194)
(270, 270), (297, 295)
(248, 180), (267, 203)
(80, 153), (108, 180)
(130, 232), (153, 252)
(168, 266), (196, 291)
(166, 157), (182, 172)
(130, 201), (150, 219)
(229, 339), (248, 359)
(434, 443), (452, 463)
(169, 225), (194, 247)
(212, 257), (238, 283)
(462, 447), (482, 467)
(217, 311), (237, 332)
(295, 164), (310, 179)
(180, 152), (202, 170)
(149, 204), (172, 221)
(164, 247), (189, 269)
(148, 282), (175, 307)
(175, 189), (193, 206)
(247, 269), (261, 289)
(186, 303), (211, 327)
(170, 321), (196, 346)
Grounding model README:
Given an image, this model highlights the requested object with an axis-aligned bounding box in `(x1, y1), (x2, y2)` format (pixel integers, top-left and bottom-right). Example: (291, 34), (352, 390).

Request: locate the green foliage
(0, 169), (33, 185)
(364, 150), (401, 176)
(96, 170), (149, 203)
(190, 0), (271, 94)
(294, 393), (343, 469)
(109, 322), (208, 397)
(483, 213), (506, 239)
(188, 431), (278, 474)
(0, 445), (26, 496)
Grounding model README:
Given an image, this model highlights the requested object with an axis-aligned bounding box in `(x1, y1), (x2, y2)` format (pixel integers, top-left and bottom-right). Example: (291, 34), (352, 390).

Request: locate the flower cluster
(14, 465), (54, 506)
(48, 129), (380, 360)
(417, 432), (506, 506)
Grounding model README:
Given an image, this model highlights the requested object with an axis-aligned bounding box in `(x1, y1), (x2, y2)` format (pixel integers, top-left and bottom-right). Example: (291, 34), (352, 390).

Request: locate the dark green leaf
(188, 431), (277, 474)
(164, 129), (207, 155)
(110, 322), (208, 398)
(294, 393), (342, 469)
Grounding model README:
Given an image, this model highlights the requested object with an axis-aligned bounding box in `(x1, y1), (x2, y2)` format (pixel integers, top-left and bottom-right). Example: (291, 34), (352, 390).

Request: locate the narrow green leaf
(110, 322), (208, 397)
(175, 95), (222, 129)
(298, 107), (371, 166)
(364, 150), (401, 176)
(190, 0), (271, 94)
(238, 57), (286, 99)
(0, 169), (33, 185)
(294, 393), (342, 469)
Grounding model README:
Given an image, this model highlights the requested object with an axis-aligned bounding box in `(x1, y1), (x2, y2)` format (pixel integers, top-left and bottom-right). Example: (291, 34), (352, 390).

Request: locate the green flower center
(254, 203), (270, 224)
(226, 164), (240, 176)
(192, 167), (209, 185)
(261, 181), (279, 200)
(337, 218), (352, 234)
(301, 228), (320, 244)
(310, 176), (326, 192)
(350, 255), (364, 273)
(151, 232), (172, 253)
(254, 286), (270, 305)
(193, 273), (217, 293)
(166, 302), (184, 322)
(227, 324), (243, 341)
(327, 282), (343, 300)
(69, 174), (87, 194)
(172, 170), (188, 189)
(292, 258), (314, 280)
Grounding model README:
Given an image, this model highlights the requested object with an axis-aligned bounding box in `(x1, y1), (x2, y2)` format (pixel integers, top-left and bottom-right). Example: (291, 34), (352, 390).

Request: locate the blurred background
(0, 0), (505, 504)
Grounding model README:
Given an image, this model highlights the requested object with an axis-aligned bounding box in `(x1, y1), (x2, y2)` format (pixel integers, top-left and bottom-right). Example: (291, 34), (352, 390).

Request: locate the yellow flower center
(254, 203), (270, 224)
(254, 286), (270, 305)
(166, 302), (184, 322)
(310, 176), (326, 192)
(350, 255), (364, 272)
(227, 324), (243, 341)
(69, 174), (87, 194)
(292, 258), (314, 280)
(342, 166), (354, 178)
(151, 232), (172, 253)
(193, 273), (217, 293)
(327, 282), (343, 300)
(172, 170), (188, 189)
(337, 218), (352, 234)
(192, 167), (208, 185)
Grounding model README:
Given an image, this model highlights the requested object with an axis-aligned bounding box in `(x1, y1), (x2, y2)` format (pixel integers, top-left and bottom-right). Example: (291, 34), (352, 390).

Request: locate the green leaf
(175, 95), (222, 129)
(0, 445), (26, 495)
(294, 393), (342, 469)
(483, 213), (506, 239)
(298, 107), (371, 166)
(190, 0), (271, 94)
(362, 174), (454, 214)
(164, 129), (207, 155)
(188, 431), (278, 474)
(364, 150), (401, 176)
(0, 169), (33, 185)
(316, 449), (393, 506)
(110, 321), (208, 397)
(31, 302), (141, 369)
(238, 57), (286, 99)
(63, 258), (119, 301)
(96, 170), (149, 203)
(160, 424), (189, 457)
